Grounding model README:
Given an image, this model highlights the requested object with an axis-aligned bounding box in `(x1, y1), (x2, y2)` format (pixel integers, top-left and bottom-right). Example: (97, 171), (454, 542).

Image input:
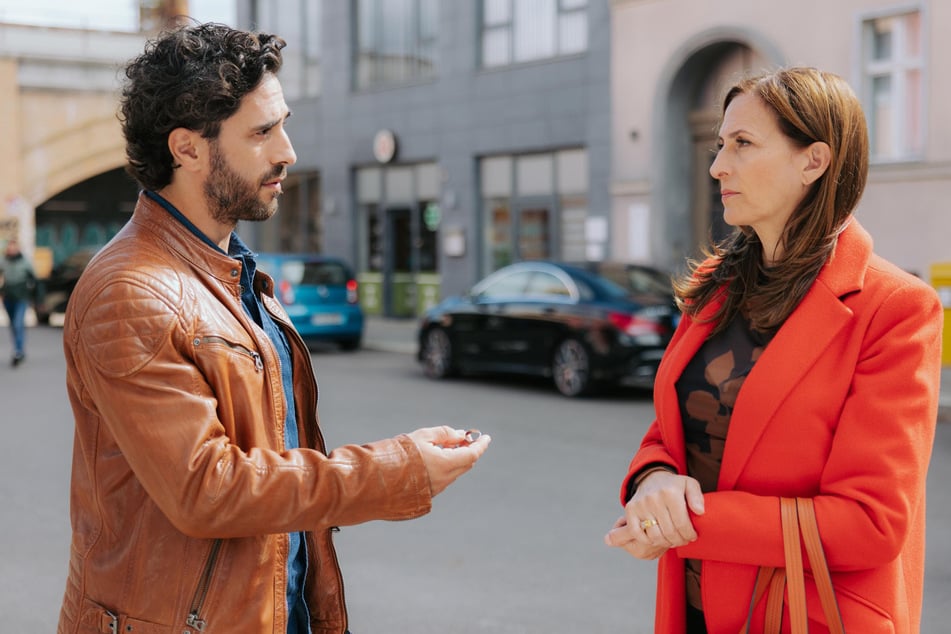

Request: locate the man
(0, 238), (35, 366)
(57, 24), (489, 634)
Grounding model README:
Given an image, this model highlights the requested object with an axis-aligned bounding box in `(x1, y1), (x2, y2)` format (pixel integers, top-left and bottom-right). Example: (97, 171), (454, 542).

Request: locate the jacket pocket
(183, 539), (224, 633)
(804, 572), (896, 634)
(192, 335), (263, 372)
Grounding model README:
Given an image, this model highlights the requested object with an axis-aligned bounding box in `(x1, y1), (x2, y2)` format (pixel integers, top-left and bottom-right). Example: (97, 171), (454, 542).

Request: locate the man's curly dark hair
(119, 23), (286, 191)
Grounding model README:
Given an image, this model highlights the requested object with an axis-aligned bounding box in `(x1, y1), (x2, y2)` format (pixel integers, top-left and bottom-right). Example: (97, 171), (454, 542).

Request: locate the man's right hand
(406, 426), (491, 496)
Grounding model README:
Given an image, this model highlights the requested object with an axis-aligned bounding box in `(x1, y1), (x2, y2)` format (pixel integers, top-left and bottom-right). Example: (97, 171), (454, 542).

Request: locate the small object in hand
(639, 518), (659, 530)
(464, 429), (482, 444)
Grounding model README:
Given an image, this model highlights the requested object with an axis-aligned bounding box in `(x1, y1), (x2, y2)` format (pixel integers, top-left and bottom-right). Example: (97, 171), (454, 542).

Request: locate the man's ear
(802, 141), (831, 186)
(167, 128), (207, 173)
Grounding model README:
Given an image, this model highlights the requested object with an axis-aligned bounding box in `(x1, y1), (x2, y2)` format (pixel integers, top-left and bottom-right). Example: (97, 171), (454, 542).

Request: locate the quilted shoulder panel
(75, 269), (184, 378)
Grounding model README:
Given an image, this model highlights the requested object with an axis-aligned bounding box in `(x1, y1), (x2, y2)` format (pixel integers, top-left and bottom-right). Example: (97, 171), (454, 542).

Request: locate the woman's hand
(604, 470), (705, 559)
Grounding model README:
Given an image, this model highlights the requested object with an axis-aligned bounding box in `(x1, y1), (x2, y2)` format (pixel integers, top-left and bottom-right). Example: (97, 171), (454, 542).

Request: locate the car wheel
(552, 338), (591, 397)
(422, 327), (454, 378)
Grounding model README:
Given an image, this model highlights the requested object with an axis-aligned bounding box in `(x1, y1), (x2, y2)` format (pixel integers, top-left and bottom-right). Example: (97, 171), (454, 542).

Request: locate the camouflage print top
(675, 312), (776, 612)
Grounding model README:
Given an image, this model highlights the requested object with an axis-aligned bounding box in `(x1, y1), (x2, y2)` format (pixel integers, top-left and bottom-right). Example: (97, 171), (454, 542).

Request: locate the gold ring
(639, 518), (659, 530)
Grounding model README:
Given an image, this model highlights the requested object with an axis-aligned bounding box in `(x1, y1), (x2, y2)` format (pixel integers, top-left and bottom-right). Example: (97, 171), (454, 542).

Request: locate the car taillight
(279, 279), (295, 305)
(608, 312), (665, 343)
(346, 279), (359, 304)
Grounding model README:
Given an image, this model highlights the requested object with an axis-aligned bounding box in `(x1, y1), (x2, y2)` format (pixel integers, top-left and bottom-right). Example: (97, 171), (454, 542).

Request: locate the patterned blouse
(675, 313), (775, 612)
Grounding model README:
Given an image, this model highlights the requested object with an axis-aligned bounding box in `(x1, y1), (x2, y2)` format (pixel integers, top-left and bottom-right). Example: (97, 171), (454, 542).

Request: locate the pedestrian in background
(57, 23), (489, 634)
(0, 238), (35, 367)
(605, 67), (942, 633)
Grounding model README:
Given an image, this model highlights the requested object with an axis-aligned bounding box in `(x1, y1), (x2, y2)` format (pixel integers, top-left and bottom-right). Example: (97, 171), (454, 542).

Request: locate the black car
(574, 261), (675, 301)
(417, 261), (677, 396)
(35, 248), (98, 326)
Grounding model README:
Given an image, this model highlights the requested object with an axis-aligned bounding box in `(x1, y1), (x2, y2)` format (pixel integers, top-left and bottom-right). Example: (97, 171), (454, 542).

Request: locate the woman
(604, 67), (943, 633)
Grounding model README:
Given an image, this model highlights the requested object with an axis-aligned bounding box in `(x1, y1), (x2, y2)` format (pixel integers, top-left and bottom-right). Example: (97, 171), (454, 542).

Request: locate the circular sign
(372, 129), (398, 164)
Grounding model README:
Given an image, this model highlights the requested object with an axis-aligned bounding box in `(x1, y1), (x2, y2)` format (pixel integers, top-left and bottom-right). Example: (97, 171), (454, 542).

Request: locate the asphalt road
(2, 327), (949, 632)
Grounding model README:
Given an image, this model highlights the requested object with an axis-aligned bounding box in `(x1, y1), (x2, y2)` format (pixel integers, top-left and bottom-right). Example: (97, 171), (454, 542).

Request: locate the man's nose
(276, 128), (297, 166)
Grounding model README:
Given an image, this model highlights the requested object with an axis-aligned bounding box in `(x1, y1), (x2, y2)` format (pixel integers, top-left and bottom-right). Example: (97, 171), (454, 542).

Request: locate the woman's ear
(802, 141), (831, 186)
(167, 128), (206, 174)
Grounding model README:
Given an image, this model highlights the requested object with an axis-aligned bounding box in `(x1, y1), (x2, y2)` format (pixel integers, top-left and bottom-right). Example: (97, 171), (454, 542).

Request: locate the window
(481, 0), (588, 68)
(354, 0), (438, 90)
(479, 149), (590, 277)
(525, 272), (570, 298)
(256, 0), (322, 99)
(861, 10), (923, 160)
(479, 271), (533, 299)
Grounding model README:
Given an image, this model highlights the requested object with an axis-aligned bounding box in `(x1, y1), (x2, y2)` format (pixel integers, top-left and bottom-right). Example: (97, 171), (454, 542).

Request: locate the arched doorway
(653, 32), (781, 267)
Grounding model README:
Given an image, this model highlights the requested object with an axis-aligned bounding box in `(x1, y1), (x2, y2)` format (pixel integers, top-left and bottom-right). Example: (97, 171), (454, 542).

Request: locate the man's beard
(204, 141), (286, 226)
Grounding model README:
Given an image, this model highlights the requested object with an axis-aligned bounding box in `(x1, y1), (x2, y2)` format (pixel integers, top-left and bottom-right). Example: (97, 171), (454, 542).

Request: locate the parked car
(417, 261), (677, 396)
(255, 253), (364, 350)
(574, 261), (675, 302)
(35, 248), (98, 326)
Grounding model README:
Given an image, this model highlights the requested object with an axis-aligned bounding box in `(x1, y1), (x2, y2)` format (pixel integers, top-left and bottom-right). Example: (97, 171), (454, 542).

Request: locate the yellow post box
(931, 262), (951, 366)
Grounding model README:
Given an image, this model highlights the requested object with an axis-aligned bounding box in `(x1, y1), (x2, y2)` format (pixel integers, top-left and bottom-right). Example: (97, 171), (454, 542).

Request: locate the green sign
(423, 202), (441, 231)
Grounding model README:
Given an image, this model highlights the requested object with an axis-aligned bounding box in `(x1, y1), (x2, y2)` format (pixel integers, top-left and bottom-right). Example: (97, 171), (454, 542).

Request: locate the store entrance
(383, 207), (413, 317)
(382, 202), (439, 318)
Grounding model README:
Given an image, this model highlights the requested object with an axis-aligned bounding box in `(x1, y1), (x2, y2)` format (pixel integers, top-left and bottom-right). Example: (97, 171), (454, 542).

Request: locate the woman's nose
(709, 150), (726, 179)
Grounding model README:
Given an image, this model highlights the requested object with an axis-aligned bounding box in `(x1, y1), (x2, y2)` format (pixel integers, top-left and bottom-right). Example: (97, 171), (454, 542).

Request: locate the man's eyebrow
(252, 110), (293, 134)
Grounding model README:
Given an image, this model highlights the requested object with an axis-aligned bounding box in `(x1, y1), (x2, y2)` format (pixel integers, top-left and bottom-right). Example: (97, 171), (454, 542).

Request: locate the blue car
(255, 253), (364, 351)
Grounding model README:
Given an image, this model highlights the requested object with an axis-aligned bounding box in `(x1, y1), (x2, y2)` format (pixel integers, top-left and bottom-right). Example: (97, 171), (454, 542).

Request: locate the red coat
(621, 220), (943, 633)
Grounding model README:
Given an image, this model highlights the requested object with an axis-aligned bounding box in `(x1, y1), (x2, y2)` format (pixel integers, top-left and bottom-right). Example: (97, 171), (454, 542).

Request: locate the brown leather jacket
(58, 194), (433, 634)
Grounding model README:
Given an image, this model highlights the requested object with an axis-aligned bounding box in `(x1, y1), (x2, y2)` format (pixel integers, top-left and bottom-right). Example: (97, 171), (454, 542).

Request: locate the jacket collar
(129, 192), (248, 284)
(656, 219), (872, 483)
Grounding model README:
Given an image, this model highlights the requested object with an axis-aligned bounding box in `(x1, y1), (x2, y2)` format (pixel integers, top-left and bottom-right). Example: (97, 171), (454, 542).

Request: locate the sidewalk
(363, 315), (418, 356)
(363, 316), (951, 422)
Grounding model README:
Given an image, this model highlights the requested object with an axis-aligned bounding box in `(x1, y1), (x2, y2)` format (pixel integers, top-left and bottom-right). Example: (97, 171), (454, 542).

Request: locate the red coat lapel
(719, 220), (871, 489)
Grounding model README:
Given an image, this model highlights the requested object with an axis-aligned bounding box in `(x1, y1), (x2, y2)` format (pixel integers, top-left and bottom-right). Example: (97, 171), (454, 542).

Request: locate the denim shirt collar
(144, 190), (258, 278)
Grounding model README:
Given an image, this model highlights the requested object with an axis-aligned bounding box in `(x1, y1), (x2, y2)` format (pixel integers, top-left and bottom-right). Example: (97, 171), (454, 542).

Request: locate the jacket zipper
(185, 539), (223, 632)
(193, 336), (263, 372)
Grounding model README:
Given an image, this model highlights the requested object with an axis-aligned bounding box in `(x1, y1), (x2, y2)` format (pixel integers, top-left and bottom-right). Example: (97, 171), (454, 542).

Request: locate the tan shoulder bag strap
(741, 497), (845, 634)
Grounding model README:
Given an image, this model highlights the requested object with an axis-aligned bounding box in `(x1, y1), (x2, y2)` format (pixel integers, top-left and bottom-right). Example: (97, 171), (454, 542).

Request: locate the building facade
(239, 0), (612, 317)
(610, 0), (950, 280)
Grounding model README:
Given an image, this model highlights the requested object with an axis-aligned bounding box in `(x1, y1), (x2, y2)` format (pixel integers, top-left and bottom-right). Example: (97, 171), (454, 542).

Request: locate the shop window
(861, 10), (923, 161)
(485, 200), (514, 271)
(481, 0), (588, 68)
(256, 172), (321, 253)
(354, 0), (438, 90)
(480, 149), (589, 276)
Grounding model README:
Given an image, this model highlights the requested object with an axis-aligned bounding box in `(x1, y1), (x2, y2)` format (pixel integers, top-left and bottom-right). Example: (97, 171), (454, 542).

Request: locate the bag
(740, 498), (846, 634)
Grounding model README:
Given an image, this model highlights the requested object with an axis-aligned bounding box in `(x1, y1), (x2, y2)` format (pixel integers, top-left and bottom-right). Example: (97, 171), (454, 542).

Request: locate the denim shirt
(146, 191), (311, 634)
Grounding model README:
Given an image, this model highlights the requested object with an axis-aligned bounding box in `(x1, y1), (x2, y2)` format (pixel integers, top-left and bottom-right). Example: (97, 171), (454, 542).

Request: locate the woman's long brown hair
(675, 67), (870, 335)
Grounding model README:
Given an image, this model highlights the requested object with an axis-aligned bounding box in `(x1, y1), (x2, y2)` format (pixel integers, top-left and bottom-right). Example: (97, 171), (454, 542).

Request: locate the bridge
(0, 0), (195, 277)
